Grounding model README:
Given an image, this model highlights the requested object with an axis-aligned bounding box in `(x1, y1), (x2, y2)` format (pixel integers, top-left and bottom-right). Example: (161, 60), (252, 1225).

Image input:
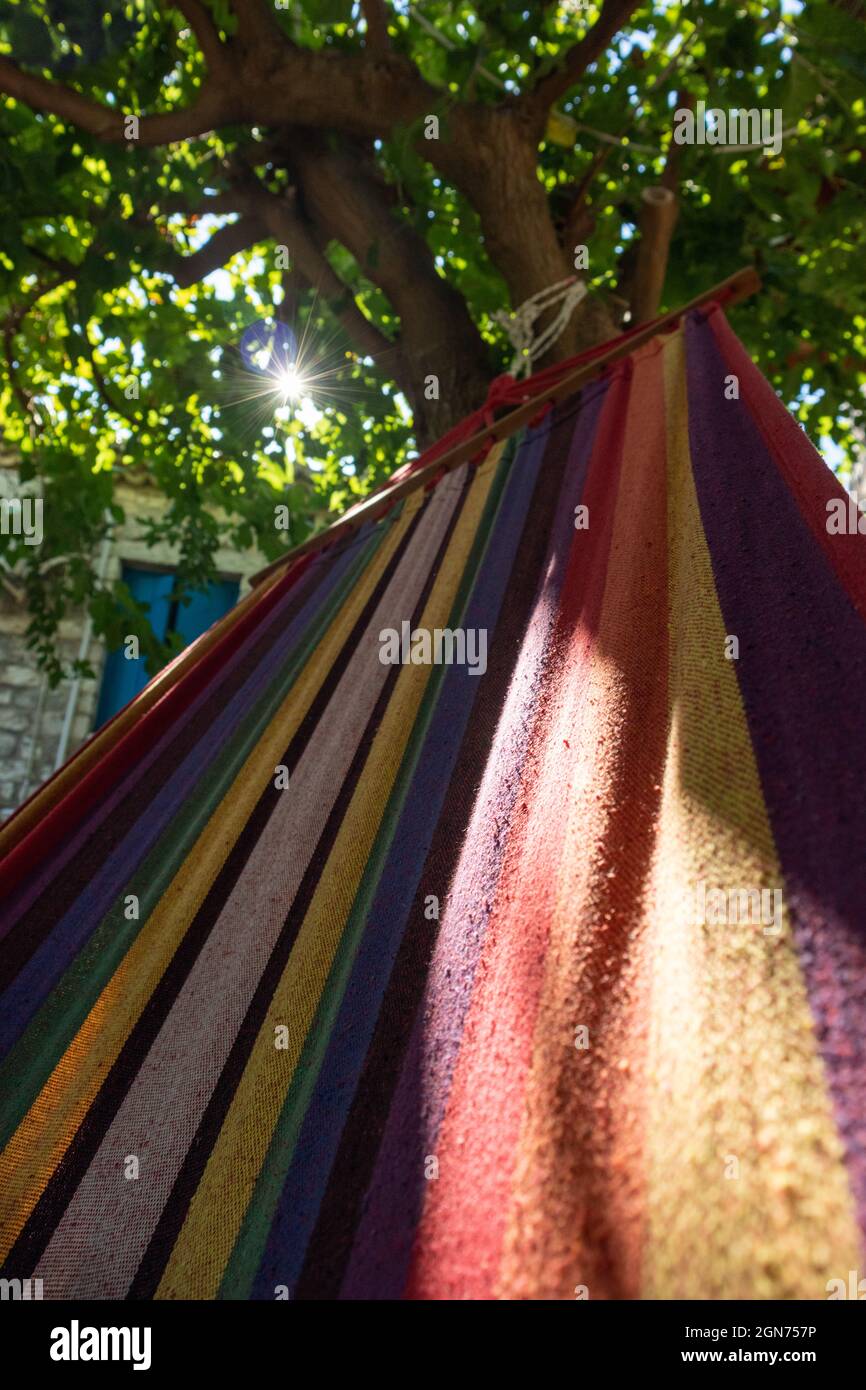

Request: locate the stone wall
(0, 599), (100, 818)
(0, 467), (269, 820)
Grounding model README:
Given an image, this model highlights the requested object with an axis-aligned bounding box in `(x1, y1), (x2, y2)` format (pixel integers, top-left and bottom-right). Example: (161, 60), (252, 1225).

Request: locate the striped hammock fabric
(2, 304), (865, 1301)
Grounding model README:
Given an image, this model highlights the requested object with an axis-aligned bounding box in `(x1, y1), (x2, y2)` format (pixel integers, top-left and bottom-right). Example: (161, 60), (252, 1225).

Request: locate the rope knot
(493, 276), (588, 378)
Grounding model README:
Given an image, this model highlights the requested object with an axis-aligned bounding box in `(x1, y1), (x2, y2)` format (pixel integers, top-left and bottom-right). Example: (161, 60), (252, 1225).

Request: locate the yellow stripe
(642, 331), (860, 1296)
(156, 449), (503, 1298)
(0, 501), (421, 1261)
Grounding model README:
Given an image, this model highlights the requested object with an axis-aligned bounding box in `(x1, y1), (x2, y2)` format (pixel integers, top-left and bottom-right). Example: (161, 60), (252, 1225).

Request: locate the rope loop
(493, 276), (588, 378)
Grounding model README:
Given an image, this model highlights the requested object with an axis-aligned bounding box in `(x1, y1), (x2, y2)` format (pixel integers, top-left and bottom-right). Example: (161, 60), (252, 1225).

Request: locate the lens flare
(222, 301), (378, 445)
(275, 363), (306, 401)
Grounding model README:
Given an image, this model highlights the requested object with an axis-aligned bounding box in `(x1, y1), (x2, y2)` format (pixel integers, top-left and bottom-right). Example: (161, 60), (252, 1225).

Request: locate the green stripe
(218, 438), (522, 1298)
(0, 518), (397, 1152)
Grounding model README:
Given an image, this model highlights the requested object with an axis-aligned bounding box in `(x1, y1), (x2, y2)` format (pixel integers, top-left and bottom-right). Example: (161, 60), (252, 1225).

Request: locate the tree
(0, 0), (865, 681)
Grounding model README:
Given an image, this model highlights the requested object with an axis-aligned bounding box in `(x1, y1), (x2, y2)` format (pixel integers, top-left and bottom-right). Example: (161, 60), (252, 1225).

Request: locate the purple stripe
(342, 383), (608, 1298)
(0, 530), (377, 1059)
(685, 310), (866, 1239)
(248, 429), (547, 1297)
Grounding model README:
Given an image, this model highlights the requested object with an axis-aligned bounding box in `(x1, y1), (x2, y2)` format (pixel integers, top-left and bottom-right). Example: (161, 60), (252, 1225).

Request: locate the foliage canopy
(0, 0), (865, 679)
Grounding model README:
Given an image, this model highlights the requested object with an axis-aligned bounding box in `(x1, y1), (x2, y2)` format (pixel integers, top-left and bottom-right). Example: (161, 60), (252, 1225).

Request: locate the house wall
(0, 467), (269, 821)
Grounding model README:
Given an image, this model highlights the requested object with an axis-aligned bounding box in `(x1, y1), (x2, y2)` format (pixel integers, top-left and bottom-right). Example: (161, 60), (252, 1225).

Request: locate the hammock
(1, 303), (865, 1301)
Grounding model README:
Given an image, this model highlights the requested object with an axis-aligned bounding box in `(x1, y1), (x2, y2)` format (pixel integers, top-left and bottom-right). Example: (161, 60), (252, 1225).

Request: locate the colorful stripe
(1, 307), (865, 1299)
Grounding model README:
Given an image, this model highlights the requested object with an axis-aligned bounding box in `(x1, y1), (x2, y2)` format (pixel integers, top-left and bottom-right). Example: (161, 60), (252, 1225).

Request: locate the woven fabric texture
(1, 306), (865, 1300)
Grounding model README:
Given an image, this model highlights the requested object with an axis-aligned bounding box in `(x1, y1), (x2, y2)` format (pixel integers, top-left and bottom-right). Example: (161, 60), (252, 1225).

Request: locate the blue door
(95, 566), (239, 728)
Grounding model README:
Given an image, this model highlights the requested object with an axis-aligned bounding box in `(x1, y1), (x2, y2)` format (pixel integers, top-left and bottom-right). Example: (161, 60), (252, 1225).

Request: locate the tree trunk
(398, 310), (496, 449)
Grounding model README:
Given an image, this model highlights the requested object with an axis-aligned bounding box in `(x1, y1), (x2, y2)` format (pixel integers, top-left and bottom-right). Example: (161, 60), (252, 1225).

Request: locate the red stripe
(402, 369), (632, 1299)
(497, 344), (669, 1299)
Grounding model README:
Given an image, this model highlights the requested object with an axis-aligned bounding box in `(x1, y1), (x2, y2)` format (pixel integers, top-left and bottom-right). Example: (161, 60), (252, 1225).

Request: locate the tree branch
(253, 49), (437, 137)
(0, 5), (442, 148)
(629, 92), (691, 322)
(0, 55), (233, 144)
(253, 190), (399, 369)
(285, 134), (494, 434)
(80, 322), (143, 425)
(3, 320), (35, 417)
(2, 270), (76, 423)
(522, 0), (642, 123)
(167, 213), (268, 286)
(171, 0), (229, 72)
(558, 143), (612, 251)
(629, 187), (677, 323)
(289, 137), (460, 320)
(230, 0), (286, 47)
(154, 190), (247, 217)
(150, 177), (397, 367)
(21, 244), (79, 278)
(361, 0), (391, 53)
(276, 263), (303, 325)
(660, 90), (693, 191)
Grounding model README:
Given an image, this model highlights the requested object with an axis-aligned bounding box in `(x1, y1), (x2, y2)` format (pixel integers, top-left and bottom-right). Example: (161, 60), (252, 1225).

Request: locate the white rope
(493, 276), (588, 378)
